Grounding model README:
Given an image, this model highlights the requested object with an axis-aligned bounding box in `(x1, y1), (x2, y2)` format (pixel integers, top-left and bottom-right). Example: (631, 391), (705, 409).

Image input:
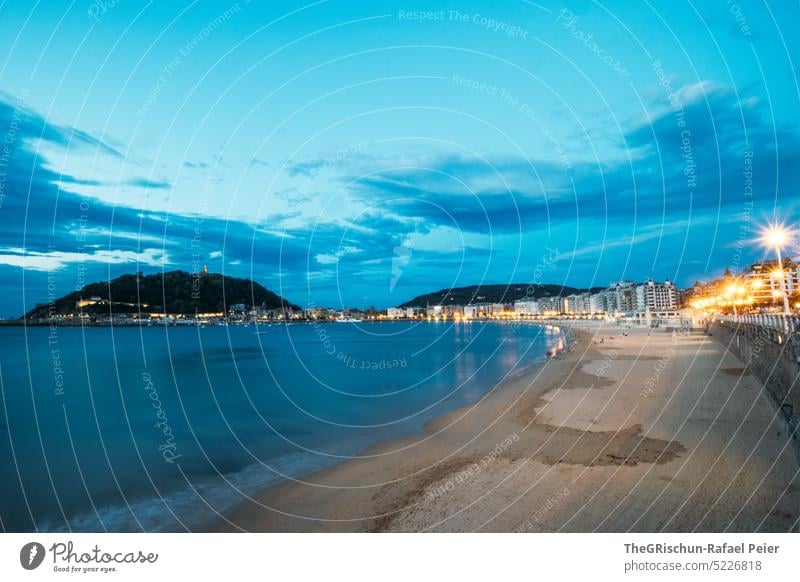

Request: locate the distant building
(742, 259), (800, 305)
(606, 281), (637, 313)
(565, 293), (591, 314)
(463, 303), (490, 318)
(305, 307), (336, 320)
(513, 300), (538, 316)
(588, 293), (606, 314)
(387, 307), (404, 318)
(536, 296), (565, 314)
(445, 305), (464, 317)
(635, 279), (678, 312)
(487, 303), (506, 316)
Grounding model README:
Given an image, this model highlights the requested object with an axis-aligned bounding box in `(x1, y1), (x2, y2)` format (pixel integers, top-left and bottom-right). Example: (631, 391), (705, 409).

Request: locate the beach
(215, 323), (799, 532)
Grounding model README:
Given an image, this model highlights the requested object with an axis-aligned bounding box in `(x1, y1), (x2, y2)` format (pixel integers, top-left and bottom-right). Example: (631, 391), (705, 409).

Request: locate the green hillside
(22, 270), (298, 319)
(399, 283), (600, 308)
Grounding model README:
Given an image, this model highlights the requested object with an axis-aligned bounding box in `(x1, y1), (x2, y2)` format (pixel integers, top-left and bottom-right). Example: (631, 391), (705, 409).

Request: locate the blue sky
(1, 0), (798, 316)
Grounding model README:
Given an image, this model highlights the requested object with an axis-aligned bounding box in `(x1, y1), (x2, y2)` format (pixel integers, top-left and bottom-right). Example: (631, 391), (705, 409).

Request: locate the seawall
(709, 319), (800, 462)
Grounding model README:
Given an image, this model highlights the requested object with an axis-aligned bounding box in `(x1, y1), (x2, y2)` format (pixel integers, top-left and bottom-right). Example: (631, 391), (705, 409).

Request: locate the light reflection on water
(0, 321), (563, 531)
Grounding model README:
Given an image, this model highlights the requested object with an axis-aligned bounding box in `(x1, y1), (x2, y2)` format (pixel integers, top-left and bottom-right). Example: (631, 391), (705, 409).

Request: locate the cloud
(183, 161), (210, 169)
(1, 78), (798, 315)
(124, 178), (171, 190)
(315, 253), (339, 265)
(0, 248), (169, 271)
(0, 93), (123, 158)
(315, 245), (362, 265)
(322, 82), (799, 243)
(673, 80), (726, 107)
(553, 218), (713, 262)
(248, 157), (271, 168)
(54, 176), (171, 190)
(0, 94), (424, 314)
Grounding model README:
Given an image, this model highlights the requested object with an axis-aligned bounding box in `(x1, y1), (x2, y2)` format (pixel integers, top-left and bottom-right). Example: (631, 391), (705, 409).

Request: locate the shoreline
(212, 322), (799, 532)
(0, 317), (602, 327)
(207, 321), (575, 532)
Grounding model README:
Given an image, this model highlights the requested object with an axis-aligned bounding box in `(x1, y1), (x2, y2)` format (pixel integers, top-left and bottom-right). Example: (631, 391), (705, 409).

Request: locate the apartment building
(635, 279), (678, 311)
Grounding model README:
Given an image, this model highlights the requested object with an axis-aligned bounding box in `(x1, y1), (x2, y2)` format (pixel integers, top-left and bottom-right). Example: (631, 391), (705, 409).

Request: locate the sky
(0, 0), (799, 316)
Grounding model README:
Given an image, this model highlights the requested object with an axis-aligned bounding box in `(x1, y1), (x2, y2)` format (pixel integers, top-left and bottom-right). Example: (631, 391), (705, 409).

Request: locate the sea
(0, 320), (565, 532)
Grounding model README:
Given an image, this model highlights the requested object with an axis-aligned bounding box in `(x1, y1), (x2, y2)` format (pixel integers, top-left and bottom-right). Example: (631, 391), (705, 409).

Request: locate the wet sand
(213, 323), (799, 532)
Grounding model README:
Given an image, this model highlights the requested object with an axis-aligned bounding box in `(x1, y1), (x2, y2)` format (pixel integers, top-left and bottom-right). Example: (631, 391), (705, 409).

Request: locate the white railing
(714, 314), (800, 335)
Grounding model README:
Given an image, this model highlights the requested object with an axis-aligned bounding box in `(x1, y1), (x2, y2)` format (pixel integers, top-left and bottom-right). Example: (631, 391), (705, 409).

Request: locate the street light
(764, 228), (787, 248)
(760, 224), (792, 315)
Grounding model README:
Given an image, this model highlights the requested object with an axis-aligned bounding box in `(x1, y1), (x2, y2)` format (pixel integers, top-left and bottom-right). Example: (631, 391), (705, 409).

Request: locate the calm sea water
(0, 321), (564, 532)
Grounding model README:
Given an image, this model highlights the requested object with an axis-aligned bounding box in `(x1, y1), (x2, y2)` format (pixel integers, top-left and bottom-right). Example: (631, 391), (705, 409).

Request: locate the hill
(398, 283), (601, 308)
(22, 270), (299, 319)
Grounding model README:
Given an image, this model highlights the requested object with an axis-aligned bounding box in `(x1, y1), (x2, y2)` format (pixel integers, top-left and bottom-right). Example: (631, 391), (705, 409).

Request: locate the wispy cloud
(0, 75), (797, 314)
(0, 248), (169, 271)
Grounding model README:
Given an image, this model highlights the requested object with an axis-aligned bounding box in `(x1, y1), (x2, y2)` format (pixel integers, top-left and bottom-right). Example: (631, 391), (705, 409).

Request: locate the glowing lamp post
(762, 225), (792, 315)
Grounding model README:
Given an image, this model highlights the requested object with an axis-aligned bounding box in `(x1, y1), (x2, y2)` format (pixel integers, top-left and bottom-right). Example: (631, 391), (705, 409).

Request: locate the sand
(213, 323), (799, 532)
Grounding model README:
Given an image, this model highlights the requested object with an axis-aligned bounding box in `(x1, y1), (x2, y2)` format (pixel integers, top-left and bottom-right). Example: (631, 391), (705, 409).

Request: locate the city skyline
(1, 1), (799, 317)
(15, 254), (794, 320)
